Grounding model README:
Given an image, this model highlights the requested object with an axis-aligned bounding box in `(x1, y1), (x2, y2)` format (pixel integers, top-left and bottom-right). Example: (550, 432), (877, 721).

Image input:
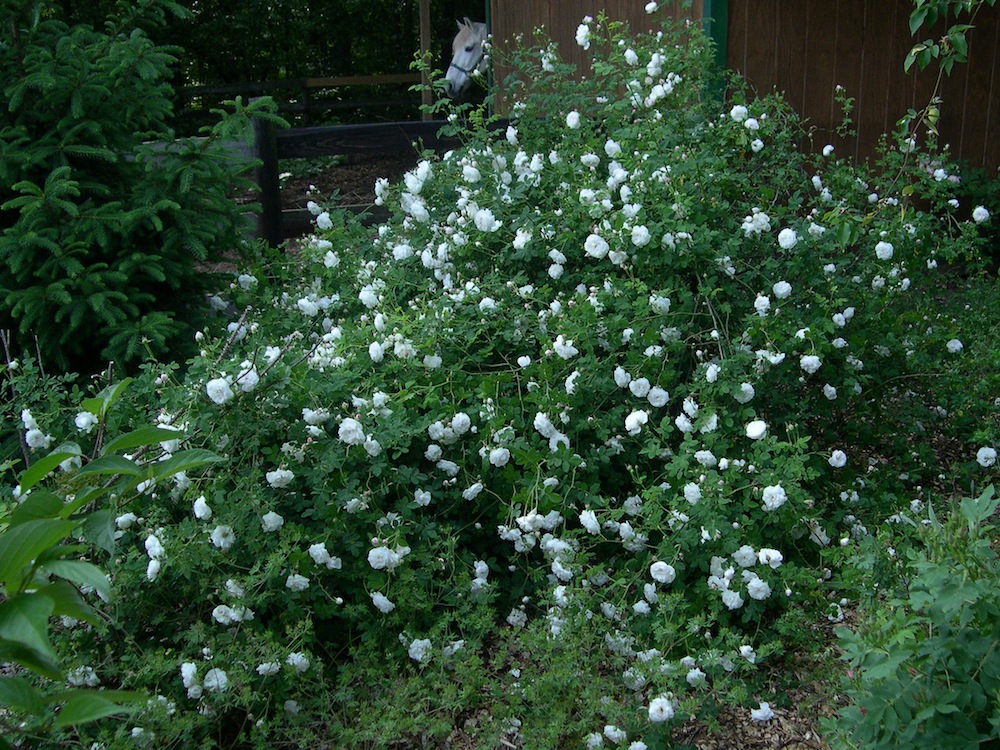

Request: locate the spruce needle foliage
(0, 0), (276, 375)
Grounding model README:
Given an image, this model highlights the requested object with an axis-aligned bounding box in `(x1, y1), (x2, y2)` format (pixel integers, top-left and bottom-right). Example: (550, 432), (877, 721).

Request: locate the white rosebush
(10, 9), (996, 749)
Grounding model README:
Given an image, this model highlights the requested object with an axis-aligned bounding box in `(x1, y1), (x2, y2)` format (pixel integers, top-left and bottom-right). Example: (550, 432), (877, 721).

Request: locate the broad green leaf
(0, 519), (76, 588)
(76, 455), (142, 479)
(60, 486), (108, 517)
(0, 675), (44, 714)
(33, 581), (98, 626)
(81, 378), (133, 420)
(101, 426), (189, 457)
(0, 637), (60, 681)
(0, 593), (58, 678)
(80, 510), (115, 556)
(50, 689), (143, 728)
(146, 449), (223, 481)
(17, 446), (83, 493)
(8, 491), (64, 526)
(42, 560), (111, 602)
(909, 7), (928, 35)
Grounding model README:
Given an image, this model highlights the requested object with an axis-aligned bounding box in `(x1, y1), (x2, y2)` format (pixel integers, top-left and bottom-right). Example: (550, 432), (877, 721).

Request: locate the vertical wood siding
(726, 0), (999, 169)
(488, 1), (701, 110)
(488, 1), (999, 170)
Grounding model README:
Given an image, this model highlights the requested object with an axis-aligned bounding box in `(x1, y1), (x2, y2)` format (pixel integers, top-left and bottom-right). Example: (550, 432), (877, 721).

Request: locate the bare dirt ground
(279, 153), (418, 209)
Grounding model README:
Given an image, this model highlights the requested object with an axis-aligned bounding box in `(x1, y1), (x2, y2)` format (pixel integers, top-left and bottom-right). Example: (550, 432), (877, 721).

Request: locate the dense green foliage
(0, 0), (272, 375)
(0, 380), (221, 746)
(829, 486), (1000, 749)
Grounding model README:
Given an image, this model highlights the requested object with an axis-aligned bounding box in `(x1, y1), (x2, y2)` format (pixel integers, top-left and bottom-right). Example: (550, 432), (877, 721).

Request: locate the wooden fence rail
(251, 118), (463, 246)
(178, 73), (425, 127)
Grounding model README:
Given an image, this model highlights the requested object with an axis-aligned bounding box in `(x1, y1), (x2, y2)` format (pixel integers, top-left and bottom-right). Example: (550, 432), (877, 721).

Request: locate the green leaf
(50, 689), (143, 728)
(0, 519), (76, 589)
(0, 675), (44, 714)
(0, 637), (60, 682)
(81, 378), (133, 420)
(42, 560), (111, 602)
(17, 446), (83, 493)
(8, 491), (64, 525)
(80, 510), (116, 556)
(76, 455), (142, 479)
(100, 426), (189, 457)
(146, 449), (223, 481)
(0, 593), (59, 679)
(33, 581), (98, 626)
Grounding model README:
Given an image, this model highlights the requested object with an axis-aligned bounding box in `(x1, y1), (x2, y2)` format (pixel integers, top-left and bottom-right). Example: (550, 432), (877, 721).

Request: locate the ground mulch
(279, 153), (418, 209)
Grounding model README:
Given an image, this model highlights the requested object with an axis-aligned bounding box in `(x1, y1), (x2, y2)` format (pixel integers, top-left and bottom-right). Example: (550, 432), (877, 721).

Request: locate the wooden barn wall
(487, 1), (999, 171)
(727, 0), (1000, 170)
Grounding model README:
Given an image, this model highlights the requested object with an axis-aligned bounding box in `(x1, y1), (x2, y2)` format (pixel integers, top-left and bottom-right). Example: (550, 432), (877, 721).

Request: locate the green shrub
(0, 378), (220, 747)
(4, 9), (996, 748)
(828, 485), (1000, 749)
(0, 0), (274, 375)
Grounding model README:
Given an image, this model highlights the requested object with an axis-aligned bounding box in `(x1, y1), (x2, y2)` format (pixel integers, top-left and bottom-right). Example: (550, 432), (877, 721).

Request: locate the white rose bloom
(206, 377), (234, 405)
(629, 377), (651, 398)
(614, 366), (632, 388)
(875, 241), (894, 260)
(977, 446), (997, 468)
(761, 484), (787, 511)
(265, 469), (294, 488)
(210, 525), (234, 551)
(489, 447), (511, 467)
(745, 420), (767, 440)
(647, 387), (669, 408)
(584, 233), (610, 259)
(408, 638), (433, 664)
(188, 497), (211, 522)
(754, 294), (770, 316)
(649, 561), (676, 584)
(625, 409), (649, 436)
(338, 418), (366, 446)
(800, 355), (822, 374)
(777, 228), (798, 250)
(203, 668), (228, 693)
(758, 548), (784, 568)
(683, 482), (701, 504)
(261, 511), (284, 532)
(580, 510), (601, 534)
(648, 696), (674, 722)
(74, 411), (99, 433)
(286, 652), (310, 672)
(772, 280), (792, 299)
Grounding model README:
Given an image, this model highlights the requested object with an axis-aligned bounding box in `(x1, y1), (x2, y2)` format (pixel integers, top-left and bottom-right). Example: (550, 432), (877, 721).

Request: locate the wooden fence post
(420, 0), (432, 121)
(251, 112), (283, 248)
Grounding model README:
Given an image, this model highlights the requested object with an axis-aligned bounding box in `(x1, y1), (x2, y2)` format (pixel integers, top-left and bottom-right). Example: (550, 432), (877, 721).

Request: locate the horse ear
(456, 18), (465, 29)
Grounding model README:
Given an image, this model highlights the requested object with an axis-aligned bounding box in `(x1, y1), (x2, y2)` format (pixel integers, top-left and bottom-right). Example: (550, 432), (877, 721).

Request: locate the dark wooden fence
(178, 73), (425, 130)
(250, 118), (459, 246)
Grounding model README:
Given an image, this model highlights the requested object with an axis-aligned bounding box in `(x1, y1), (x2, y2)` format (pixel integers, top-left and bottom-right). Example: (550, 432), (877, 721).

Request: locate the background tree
(0, 0), (275, 375)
